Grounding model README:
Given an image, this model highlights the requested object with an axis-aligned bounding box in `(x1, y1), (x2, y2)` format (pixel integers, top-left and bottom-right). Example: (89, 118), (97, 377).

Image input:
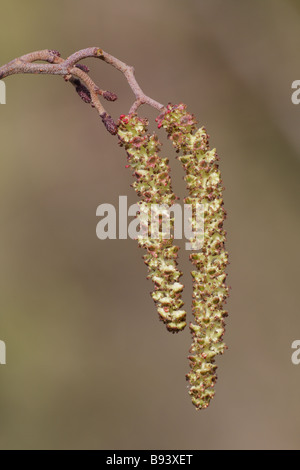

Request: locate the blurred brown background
(0, 0), (300, 450)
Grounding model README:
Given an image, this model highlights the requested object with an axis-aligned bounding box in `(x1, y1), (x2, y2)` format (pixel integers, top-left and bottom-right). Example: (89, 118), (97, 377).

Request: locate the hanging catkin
(117, 114), (186, 332)
(156, 104), (229, 409)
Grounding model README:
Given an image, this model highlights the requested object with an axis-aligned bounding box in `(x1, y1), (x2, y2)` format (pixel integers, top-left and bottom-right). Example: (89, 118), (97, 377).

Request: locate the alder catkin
(156, 103), (229, 409)
(117, 114), (187, 332)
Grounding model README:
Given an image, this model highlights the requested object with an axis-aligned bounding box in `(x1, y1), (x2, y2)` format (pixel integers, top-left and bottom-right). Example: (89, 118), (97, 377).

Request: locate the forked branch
(0, 47), (165, 134)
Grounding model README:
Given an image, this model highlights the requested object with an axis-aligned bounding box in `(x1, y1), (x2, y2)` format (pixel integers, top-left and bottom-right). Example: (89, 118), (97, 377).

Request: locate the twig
(0, 48), (165, 134)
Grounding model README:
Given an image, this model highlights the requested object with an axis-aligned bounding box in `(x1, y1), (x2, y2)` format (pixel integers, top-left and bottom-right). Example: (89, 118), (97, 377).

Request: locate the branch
(0, 48), (165, 134)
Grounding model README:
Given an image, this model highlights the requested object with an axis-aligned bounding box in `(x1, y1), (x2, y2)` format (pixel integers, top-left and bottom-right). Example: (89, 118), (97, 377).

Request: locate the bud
(75, 82), (91, 103)
(103, 91), (118, 102)
(100, 112), (118, 135)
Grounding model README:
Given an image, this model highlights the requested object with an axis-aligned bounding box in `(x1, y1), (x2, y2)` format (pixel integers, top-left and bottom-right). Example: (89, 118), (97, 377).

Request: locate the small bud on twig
(75, 82), (91, 103)
(103, 91), (118, 102)
(100, 112), (118, 135)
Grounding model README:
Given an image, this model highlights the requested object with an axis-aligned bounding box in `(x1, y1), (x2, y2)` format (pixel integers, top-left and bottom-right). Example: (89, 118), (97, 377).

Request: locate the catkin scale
(117, 114), (186, 332)
(156, 104), (229, 409)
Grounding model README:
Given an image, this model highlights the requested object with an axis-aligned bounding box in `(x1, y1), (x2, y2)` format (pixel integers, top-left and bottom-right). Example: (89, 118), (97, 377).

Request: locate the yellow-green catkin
(156, 104), (229, 409)
(117, 114), (186, 332)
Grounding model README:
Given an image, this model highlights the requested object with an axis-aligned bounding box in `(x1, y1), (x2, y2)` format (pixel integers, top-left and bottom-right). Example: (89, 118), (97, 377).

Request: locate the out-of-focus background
(0, 0), (299, 450)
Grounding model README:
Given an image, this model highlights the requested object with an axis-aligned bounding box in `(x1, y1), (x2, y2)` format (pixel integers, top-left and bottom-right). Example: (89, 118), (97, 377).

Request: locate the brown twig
(0, 47), (165, 134)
